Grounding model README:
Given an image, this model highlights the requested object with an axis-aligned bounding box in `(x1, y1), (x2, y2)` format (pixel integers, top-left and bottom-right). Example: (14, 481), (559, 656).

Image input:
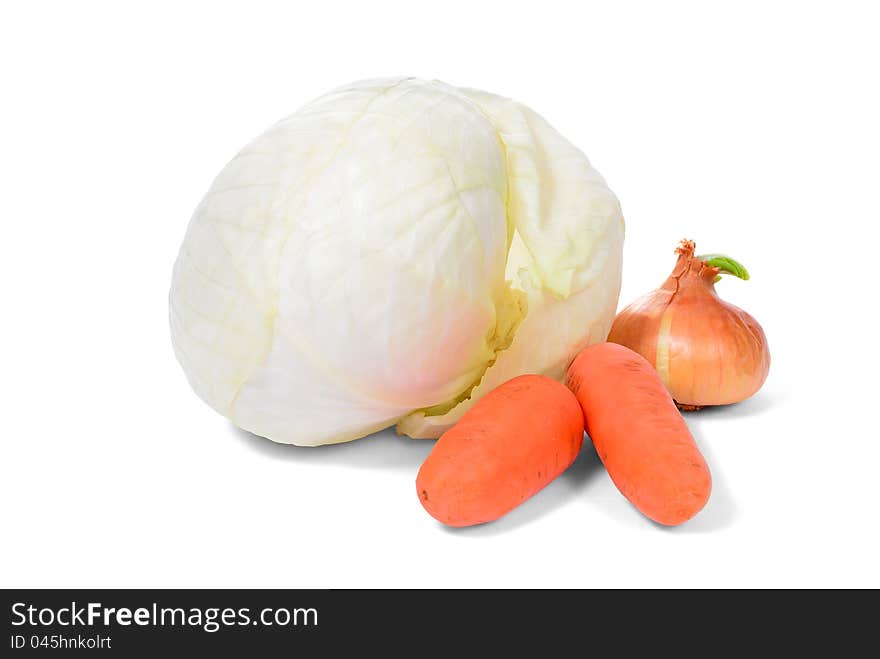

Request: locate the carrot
(565, 342), (711, 526)
(416, 374), (584, 527)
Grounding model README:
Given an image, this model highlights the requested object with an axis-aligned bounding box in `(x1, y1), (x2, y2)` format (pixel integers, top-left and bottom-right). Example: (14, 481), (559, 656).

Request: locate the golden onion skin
(608, 240), (770, 408)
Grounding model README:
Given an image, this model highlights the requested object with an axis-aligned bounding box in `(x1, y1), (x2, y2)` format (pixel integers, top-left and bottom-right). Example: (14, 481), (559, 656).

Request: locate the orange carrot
(416, 374), (584, 527)
(565, 342), (711, 526)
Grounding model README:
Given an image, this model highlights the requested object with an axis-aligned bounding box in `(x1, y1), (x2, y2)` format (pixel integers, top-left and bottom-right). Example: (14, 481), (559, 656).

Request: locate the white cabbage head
(170, 78), (623, 446)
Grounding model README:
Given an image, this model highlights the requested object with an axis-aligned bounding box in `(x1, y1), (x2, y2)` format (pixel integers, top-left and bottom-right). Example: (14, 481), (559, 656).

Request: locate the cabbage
(170, 78), (623, 446)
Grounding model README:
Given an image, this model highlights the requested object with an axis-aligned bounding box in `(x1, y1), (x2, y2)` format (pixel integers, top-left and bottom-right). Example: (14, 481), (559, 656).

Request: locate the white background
(2, 1), (878, 588)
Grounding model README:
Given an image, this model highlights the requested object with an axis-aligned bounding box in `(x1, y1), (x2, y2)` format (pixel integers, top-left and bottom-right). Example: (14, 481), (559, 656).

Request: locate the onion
(608, 239), (770, 409)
